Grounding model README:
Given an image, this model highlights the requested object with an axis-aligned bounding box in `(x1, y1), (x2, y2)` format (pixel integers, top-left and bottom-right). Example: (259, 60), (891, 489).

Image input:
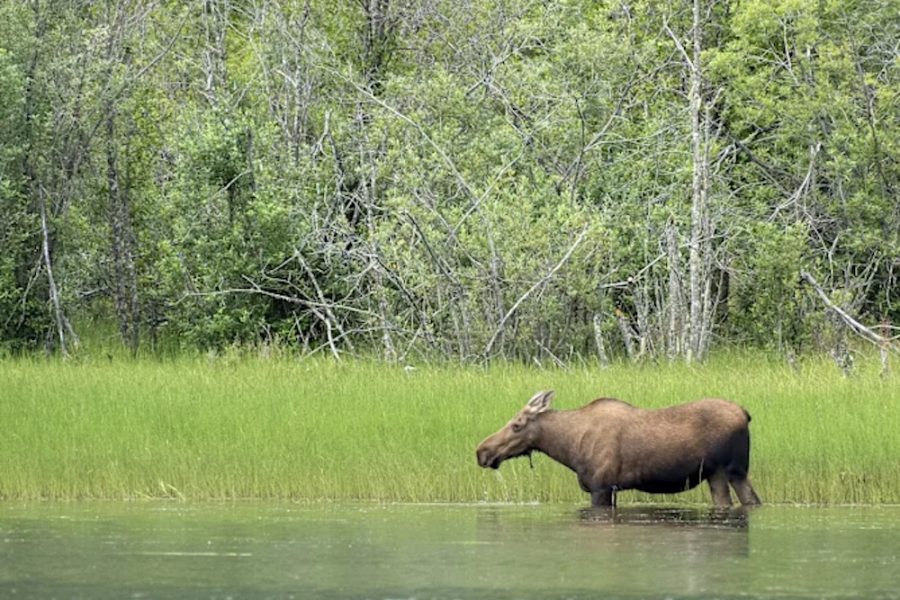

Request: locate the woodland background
(0, 0), (897, 364)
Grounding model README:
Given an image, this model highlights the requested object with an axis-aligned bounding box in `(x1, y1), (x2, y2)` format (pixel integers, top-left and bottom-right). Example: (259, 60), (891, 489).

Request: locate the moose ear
(525, 390), (554, 414)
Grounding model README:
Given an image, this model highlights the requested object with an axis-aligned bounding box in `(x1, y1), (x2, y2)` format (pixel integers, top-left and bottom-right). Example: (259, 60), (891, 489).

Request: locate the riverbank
(1, 354), (897, 503)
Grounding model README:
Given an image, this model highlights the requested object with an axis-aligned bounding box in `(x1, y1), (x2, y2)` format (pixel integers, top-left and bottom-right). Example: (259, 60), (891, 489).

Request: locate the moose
(476, 391), (761, 508)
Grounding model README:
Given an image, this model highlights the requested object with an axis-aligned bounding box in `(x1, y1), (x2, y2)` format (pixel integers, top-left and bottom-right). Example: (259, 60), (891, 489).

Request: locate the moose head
(476, 390), (554, 469)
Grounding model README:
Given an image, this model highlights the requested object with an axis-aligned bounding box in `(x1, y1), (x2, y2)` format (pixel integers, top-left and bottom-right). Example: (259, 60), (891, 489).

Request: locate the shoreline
(2, 355), (898, 504)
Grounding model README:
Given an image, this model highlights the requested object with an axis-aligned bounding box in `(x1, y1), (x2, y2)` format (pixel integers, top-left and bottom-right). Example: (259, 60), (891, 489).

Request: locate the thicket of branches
(1, 0), (897, 364)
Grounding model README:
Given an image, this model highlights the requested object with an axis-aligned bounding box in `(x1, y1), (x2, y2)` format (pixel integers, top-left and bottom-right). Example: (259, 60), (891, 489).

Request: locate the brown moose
(476, 390), (761, 508)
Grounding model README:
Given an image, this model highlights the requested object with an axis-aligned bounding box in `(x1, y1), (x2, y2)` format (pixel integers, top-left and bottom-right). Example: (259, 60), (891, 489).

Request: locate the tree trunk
(687, 0), (709, 362)
(593, 313), (609, 367)
(39, 191), (71, 357)
(880, 321), (891, 379)
(616, 309), (637, 361)
(202, 0), (230, 103)
(665, 219), (683, 359)
(104, 4), (140, 354)
(106, 108), (140, 353)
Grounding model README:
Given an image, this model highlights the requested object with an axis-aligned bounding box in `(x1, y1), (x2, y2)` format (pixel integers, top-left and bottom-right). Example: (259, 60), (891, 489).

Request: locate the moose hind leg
(707, 470), (733, 508)
(730, 476), (762, 506)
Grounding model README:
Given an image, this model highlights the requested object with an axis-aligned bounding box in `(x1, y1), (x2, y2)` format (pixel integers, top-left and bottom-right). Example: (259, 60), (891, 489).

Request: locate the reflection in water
(578, 505), (751, 529)
(574, 505), (753, 565)
(0, 503), (899, 600)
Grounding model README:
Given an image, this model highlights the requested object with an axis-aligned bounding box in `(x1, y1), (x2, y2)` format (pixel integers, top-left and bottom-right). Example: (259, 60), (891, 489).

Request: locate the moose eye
(511, 421), (525, 432)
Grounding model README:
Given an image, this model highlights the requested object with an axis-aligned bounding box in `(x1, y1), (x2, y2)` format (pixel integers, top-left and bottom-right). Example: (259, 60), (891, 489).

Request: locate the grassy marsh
(1, 354), (898, 504)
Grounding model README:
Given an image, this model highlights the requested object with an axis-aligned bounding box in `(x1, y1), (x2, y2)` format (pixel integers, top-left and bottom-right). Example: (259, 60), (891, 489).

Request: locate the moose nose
(476, 448), (489, 468)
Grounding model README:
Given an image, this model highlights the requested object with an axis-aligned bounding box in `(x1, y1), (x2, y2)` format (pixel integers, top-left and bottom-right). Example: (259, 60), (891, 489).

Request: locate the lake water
(1, 502), (899, 599)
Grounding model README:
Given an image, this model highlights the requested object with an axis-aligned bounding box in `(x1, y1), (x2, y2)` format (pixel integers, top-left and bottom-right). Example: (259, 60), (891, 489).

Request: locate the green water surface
(1, 503), (898, 599)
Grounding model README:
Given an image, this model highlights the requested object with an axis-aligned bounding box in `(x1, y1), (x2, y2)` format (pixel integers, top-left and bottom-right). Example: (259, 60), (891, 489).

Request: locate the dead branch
(483, 227), (588, 359)
(800, 270), (899, 353)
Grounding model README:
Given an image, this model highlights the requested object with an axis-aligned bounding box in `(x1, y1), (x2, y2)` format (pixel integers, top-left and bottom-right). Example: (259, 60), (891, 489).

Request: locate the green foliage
(728, 221), (809, 347)
(0, 0), (896, 360)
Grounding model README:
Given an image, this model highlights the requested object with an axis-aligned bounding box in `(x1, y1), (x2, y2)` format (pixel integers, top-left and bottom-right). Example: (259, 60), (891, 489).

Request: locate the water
(1, 502), (899, 599)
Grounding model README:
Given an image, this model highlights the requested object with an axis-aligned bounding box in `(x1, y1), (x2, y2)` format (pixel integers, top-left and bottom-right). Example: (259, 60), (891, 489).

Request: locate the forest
(1, 0), (897, 365)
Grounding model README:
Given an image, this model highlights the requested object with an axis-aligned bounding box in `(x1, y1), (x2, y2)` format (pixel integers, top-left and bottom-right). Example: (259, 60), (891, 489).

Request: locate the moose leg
(591, 488), (615, 507)
(730, 476), (762, 506)
(707, 471), (733, 508)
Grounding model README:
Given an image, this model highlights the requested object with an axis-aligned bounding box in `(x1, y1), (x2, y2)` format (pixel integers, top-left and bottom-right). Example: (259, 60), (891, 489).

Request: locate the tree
(1, 0), (896, 362)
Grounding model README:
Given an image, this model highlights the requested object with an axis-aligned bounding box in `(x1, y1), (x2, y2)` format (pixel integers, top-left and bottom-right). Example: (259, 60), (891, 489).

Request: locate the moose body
(476, 391), (761, 507)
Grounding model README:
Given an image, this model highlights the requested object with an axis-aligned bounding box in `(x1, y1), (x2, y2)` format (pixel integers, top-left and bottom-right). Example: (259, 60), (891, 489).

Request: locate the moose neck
(532, 410), (584, 474)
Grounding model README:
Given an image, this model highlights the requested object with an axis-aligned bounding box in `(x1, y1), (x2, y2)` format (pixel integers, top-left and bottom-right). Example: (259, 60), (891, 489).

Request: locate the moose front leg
(577, 476), (591, 493)
(578, 473), (614, 507)
(590, 488), (616, 507)
(582, 465), (617, 507)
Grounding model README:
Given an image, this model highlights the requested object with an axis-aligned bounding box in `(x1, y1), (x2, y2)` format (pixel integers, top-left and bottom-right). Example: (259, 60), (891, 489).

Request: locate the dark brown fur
(476, 391), (761, 507)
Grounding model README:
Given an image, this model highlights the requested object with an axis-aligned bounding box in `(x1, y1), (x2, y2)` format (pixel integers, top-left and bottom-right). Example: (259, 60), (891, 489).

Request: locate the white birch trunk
(687, 0), (708, 362)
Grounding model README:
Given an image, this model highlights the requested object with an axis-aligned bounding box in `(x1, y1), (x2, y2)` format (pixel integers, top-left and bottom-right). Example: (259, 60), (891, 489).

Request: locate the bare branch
(662, 16), (694, 71)
(483, 227), (589, 359)
(800, 270), (899, 352)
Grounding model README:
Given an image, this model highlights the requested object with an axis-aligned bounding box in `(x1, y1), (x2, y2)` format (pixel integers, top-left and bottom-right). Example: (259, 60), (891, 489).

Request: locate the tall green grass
(1, 353), (898, 504)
